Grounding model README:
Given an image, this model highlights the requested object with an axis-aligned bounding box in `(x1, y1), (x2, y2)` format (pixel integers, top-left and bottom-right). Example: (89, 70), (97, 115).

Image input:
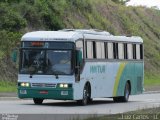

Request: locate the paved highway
(0, 92), (160, 115)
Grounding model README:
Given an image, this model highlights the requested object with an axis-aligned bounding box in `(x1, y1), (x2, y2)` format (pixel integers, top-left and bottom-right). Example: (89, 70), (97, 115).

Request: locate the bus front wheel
(77, 84), (90, 106)
(33, 98), (43, 105)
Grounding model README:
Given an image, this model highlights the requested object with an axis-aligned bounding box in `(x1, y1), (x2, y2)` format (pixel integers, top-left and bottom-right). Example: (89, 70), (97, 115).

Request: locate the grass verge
(144, 73), (160, 91)
(0, 81), (17, 92)
(144, 75), (160, 86)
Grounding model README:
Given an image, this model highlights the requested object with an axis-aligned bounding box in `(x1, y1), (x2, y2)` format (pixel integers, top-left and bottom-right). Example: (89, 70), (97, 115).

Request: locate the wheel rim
(125, 84), (130, 100)
(83, 85), (88, 105)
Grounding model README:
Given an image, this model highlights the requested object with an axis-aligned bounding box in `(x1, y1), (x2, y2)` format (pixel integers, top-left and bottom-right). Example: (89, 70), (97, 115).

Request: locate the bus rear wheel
(33, 98), (43, 105)
(113, 82), (130, 102)
(77, 84), (90, 106)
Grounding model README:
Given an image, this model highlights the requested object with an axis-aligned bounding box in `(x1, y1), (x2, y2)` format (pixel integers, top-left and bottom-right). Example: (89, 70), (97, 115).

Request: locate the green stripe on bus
(113, 63), (126, 96)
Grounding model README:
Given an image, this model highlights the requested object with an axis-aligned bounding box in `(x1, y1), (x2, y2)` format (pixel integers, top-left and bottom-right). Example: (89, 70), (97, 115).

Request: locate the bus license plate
(20, 90), (27, 94)
(39, 91), (48, 94)
(61, 91), (68, 95)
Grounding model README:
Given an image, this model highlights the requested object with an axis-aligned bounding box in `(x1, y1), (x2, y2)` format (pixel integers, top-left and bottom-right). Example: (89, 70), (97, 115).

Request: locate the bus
(18, 29), (144, 105)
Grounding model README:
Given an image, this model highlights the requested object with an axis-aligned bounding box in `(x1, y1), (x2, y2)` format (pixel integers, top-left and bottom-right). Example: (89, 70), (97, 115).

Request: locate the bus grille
(31, 83), (56, 88)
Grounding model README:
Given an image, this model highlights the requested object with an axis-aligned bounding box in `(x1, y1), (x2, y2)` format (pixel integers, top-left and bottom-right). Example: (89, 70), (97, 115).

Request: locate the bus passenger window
(86, 41), (93, 59)
(108, 43), (113, 59)
(96, 42), (105, 59)
(127, 43), (133, 59)
(136, 44), (140, 60)
(101, 42), (105, 59)
(118, 43), (124, 59)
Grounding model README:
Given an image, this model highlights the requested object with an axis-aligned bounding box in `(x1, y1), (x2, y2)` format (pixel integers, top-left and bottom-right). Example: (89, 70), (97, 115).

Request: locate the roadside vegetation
(0, 81), (17, 92)
(0, 0), (160, 92)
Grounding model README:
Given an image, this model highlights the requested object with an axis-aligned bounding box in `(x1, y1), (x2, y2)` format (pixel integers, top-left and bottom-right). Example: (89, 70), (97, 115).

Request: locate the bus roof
(21, 29), (143, 43)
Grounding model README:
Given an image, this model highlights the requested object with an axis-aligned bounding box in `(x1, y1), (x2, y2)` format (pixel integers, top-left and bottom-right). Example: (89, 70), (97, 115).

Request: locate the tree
(111, 0), (130, 5)
(0, 0), (20, 3)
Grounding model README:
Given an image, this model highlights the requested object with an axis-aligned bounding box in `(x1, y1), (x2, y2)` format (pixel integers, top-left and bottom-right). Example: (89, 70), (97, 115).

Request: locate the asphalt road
(0, 93), (160, 120)
(0, 92), (160, 114)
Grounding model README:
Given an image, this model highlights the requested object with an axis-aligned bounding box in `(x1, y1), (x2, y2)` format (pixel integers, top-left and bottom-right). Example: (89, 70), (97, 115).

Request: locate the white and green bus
(18, 29), (144, 105)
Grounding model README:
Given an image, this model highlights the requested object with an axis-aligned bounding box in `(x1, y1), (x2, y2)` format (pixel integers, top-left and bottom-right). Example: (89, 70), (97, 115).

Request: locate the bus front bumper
(18, 87), (73, 100)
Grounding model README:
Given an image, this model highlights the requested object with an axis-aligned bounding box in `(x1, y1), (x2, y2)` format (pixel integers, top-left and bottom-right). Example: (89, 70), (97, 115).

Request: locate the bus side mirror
(75, 50), (82, 81)
(11, 49), (18, 63)
(76, 50), (82, 66)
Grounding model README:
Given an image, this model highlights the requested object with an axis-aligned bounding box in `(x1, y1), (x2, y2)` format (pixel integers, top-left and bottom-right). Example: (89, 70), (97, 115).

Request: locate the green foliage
(0, 0), (20, 3)
(0, 0), (160, 84)
(0, 3), (27, 31)
(17, 2), (42, 29)
(145, 72), (160, 86)
(33, 0), (66, 30)
(0, 30), (22, 58)
(68, 0), (93, 12)
(0, 0), (67, 31)
(0, 81), (17, 92)
(111, 0), (130, 5)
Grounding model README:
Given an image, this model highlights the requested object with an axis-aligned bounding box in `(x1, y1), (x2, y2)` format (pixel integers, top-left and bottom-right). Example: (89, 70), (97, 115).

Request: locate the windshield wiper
(51, 70), (67, 79)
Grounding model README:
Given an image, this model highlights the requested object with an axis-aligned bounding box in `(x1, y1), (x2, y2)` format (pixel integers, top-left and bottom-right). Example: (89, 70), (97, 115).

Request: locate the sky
(127, 0), (160, 9)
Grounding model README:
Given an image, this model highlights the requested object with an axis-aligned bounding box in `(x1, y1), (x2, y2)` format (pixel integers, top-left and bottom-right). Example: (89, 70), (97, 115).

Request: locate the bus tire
(33, 98), (43, 105)
(88, 98), (93, 103)
(113, 82), (130, 102)
(77, 83), (90, 106)
(122, 82), (130, 102)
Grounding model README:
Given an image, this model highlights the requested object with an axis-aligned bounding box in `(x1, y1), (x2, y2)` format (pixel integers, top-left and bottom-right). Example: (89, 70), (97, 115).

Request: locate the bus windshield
(20, 49), (72, 75)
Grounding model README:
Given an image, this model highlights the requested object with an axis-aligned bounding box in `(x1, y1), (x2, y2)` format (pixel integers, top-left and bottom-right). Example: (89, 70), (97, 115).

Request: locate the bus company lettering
(90, 65), (105, 74)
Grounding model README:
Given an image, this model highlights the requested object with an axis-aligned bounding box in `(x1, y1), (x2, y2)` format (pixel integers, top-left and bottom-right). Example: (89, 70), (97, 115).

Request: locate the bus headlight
(20, 82), (30, 87)
(60, 83), (64, 88)
(25, 83), (30, 87)
(63, 84), (68, 88)
(21, 83), (25, 87)
(59, 83), (68, 88)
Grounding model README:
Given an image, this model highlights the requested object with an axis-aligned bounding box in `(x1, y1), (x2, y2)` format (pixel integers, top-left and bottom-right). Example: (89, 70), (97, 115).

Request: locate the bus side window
(86, 41), (93, 59)
(136, 44), (140, 60)
(127, 43), (133, 60)
(108, 43), (113, 59)
(96, 42), (105, 59)
(118, 43), (124, 59)
(101, 42), (105, 59)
